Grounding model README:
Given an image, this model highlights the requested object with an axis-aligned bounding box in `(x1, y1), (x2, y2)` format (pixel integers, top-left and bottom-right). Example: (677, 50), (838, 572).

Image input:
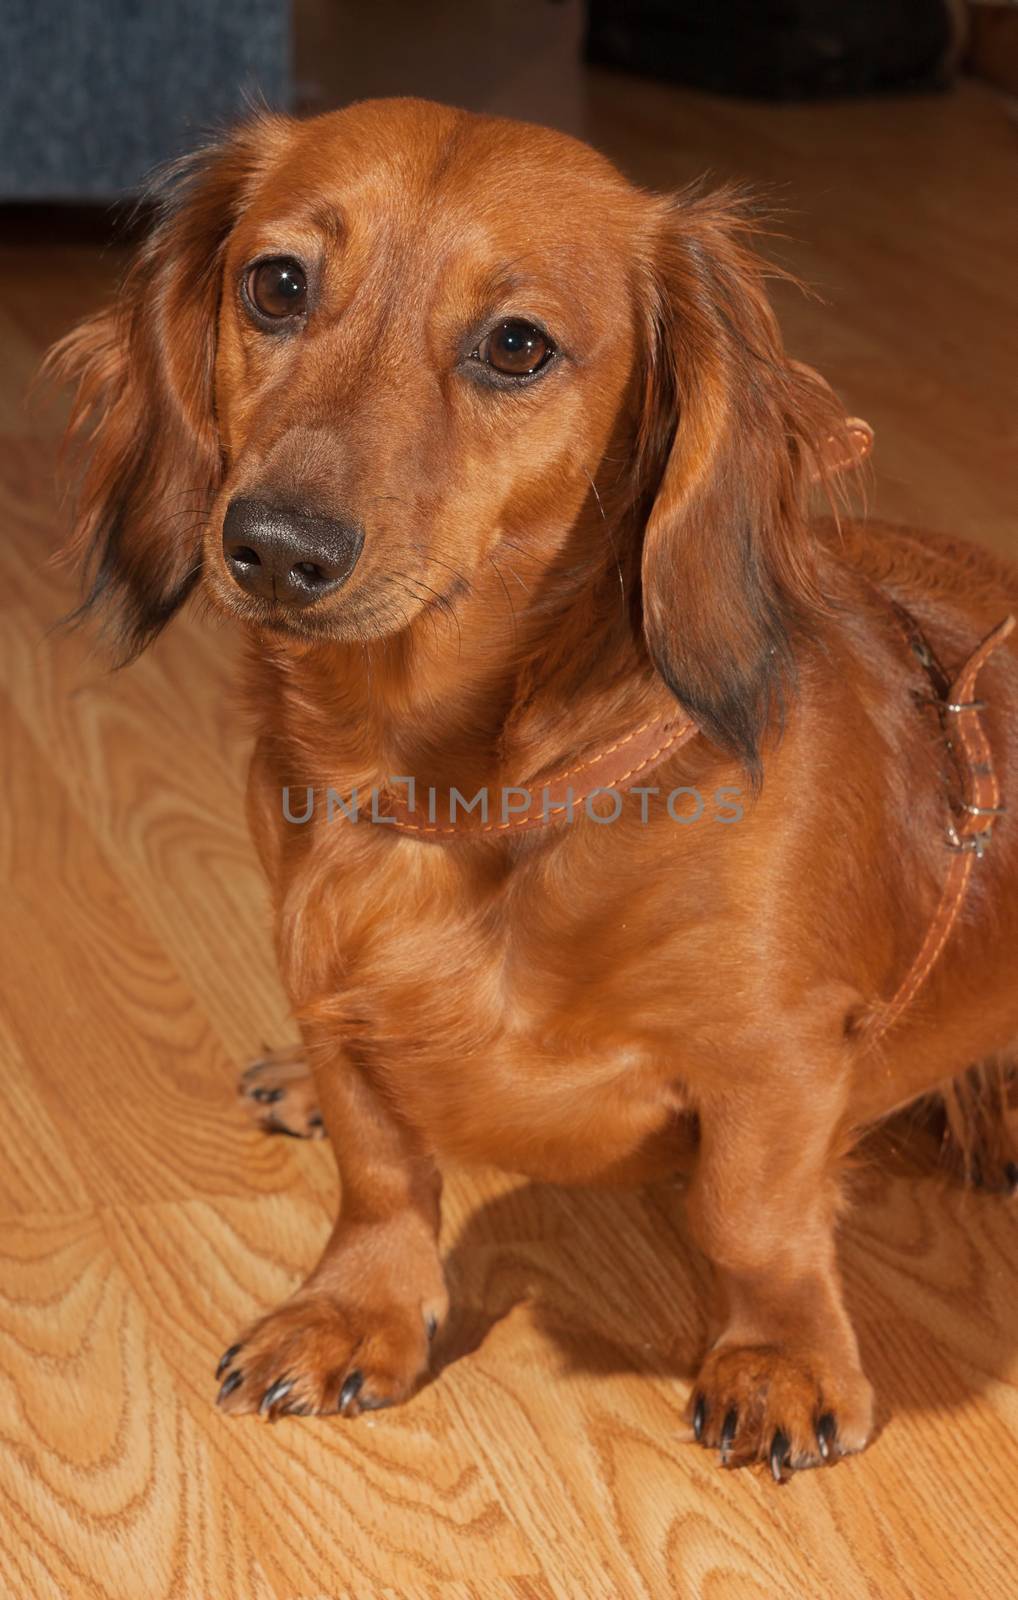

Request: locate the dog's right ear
(46, 118), (286, 661)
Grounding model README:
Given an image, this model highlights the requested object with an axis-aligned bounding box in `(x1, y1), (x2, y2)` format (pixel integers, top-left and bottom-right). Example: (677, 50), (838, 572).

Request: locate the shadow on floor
(428, 1118), (1018, 1443)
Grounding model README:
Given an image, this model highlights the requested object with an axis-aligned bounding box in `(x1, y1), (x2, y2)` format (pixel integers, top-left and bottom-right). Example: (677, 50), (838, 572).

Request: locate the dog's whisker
(486, 552), (519, 651)
(581, 461), (626, 618)
(387, 569), (460, 656)
(417, 555), (473, 593)
(495, 536), (540, 565)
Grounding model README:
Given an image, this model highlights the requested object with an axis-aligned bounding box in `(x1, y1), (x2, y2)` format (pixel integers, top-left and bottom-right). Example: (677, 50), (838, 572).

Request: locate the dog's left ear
(46, 118), (283, 661)
(637, 188), (854, 777)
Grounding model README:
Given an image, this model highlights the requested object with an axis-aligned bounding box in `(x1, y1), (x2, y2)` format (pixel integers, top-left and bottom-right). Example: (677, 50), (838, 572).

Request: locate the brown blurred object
(967, 0), (1018, 94)
(294, 0), (585, 127)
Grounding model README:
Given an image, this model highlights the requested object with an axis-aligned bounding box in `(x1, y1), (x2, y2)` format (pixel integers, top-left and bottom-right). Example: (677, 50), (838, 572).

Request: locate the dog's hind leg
(238, 1045), (324, 1139)
(936, 1053), (1018, 1193)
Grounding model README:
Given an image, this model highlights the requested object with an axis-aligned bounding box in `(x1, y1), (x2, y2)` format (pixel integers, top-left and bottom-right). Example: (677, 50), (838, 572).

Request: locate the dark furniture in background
(585, 0), (962, 98)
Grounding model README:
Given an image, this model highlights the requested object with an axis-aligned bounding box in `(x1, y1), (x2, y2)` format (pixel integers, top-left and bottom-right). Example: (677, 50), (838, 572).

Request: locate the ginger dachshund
(50, 98), (1018, 1477)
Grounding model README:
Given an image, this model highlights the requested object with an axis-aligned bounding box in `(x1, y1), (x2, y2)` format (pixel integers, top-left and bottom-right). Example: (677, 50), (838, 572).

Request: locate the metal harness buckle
(946, 822), (994, 858)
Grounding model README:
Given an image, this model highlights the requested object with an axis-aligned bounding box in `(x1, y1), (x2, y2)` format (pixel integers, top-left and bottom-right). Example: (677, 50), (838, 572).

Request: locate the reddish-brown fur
(49, 99), (1018, 1473)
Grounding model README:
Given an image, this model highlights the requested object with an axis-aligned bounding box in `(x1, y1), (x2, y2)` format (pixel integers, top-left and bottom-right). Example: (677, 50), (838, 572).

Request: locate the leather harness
(867, 603), (1014, 1039)
(374, 418), (1015, 1037)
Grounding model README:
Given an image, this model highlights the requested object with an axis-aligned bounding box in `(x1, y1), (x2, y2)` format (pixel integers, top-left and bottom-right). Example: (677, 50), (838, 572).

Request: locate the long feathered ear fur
(637, 186), (854, 778)
(45, 117), (283, 662)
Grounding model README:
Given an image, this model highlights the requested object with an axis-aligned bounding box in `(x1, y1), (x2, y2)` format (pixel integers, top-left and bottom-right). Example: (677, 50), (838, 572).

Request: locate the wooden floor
(2, 49), (1018, 1600)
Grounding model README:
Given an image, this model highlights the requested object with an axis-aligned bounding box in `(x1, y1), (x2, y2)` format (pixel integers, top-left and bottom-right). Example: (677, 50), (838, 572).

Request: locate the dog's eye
(245, 258), (308, 321)
(476, 320), (553, 377)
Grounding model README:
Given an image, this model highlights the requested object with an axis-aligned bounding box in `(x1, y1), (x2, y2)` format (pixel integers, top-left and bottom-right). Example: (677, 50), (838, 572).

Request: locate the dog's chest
(298, 829), (703, 1180)
(332, 831), (665, 1034)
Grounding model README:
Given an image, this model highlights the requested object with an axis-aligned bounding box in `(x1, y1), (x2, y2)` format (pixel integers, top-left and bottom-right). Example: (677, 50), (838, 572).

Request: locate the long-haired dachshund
(50, 98), (1018, 1477)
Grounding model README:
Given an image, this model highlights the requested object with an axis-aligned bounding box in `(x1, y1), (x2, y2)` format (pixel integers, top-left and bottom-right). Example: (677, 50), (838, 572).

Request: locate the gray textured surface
(2, 0), (293, 200)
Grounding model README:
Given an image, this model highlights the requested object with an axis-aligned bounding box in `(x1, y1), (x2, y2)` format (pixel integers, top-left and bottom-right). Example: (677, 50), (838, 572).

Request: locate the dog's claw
(1005, 1162), (1018, 1193)
(339, 1369), (364, 1413)
(692, 1393), (706, 1442)
(719, 1407), (738, 1461)
(816, 1411), (837, 1460)
(426, 1313), (438, 1340)
(259, 1376), (294, 1418)
(357, 1392), (395, 1413)
(217, 1369), (244, 1404)
(769, 1428), (790, 1482)
(216, 1343), (241, 1379)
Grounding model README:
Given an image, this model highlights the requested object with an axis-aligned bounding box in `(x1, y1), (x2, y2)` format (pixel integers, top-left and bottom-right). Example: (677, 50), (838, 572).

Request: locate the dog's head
(50, 98), (852, 769)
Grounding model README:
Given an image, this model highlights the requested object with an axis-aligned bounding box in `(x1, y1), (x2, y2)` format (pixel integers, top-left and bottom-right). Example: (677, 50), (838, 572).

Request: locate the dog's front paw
(215, 1291), (438, 1419)
(689, 1344), (873, 1478)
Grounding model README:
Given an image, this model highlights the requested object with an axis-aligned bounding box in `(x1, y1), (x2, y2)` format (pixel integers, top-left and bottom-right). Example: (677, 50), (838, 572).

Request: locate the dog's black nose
(222, 498), (363, 606)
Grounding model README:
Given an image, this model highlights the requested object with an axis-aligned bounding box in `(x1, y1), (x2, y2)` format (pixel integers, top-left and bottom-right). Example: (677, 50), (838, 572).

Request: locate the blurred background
(3, 1), (1013, 197)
